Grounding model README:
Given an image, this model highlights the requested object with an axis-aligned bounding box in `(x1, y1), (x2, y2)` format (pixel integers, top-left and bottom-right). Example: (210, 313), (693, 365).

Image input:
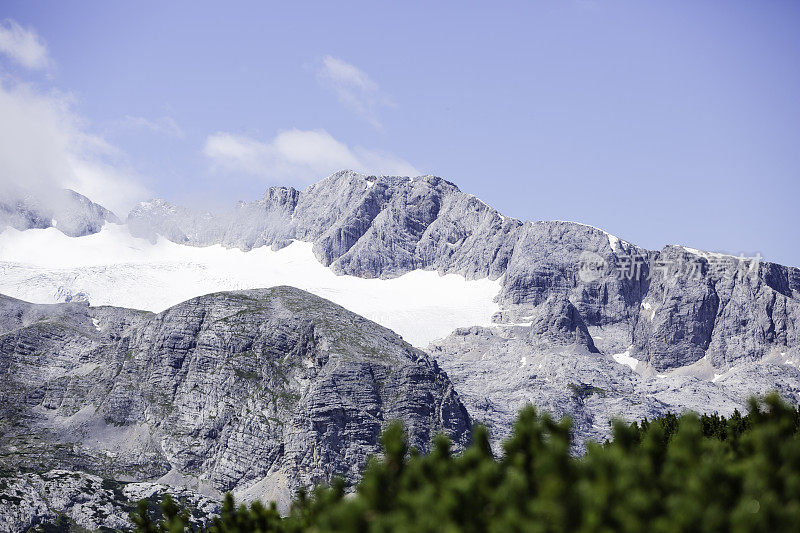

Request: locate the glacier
(0, 223), (501, 348)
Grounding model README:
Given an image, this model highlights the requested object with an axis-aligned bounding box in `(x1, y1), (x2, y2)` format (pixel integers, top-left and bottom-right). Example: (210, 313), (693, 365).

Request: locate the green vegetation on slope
(133, 394), (800, 532)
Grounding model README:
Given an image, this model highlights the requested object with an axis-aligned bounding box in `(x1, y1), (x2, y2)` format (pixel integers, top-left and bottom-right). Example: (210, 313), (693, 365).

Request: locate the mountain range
(1, 170), (798, 531)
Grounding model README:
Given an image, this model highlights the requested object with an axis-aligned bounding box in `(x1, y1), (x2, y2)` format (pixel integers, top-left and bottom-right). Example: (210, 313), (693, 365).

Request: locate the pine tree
(132, 393), (800, 532)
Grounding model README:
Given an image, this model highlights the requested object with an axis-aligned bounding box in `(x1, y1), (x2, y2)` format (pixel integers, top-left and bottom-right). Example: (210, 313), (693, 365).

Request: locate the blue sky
(1, 1), (799, 266)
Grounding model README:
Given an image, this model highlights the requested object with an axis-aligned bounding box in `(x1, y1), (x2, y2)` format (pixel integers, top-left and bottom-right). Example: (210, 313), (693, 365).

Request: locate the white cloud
(0, 19), (50, 70)
(203, 129), (418, 186)
(118, 115), (184, 138)
(317, 56), (392, 129)
(0, 20), (150, 217)
(0, 79), (150, 216)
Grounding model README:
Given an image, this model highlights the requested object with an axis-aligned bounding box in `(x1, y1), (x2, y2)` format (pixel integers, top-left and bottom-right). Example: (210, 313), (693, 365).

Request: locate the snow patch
(640, 301), (655, 321)
(0, 225), (502, 348)
(679, 246), (751, 260)
(552, 220), (628, 251)
(607, 234), (621, 252)
(612, 345), (638, 371)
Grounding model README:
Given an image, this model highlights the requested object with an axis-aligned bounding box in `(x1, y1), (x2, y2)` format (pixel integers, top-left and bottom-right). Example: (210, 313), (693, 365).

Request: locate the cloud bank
(0, 79), (150, 216)
(203, 129), (418, 186)
(317, 56), (393, 129)
(0, 18), (150, 218)
(0, 20), (415, 218)
(0, 19), (50, 70)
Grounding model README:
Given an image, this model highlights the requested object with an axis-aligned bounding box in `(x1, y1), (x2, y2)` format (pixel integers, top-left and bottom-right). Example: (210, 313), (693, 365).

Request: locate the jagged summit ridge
(123, 170), (799, 367)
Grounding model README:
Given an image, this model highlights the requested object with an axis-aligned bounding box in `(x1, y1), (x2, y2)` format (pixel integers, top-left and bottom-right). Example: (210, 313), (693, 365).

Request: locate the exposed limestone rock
(0, 470), (218, 533)
(3, 170), (800, 530)
(124, 170), (799, 382)
(0, 288), (471, 527)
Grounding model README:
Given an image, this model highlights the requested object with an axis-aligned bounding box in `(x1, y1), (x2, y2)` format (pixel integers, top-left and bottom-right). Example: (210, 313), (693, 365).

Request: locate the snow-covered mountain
(1, 170), (799, 529)
(0, 187), (119, 237)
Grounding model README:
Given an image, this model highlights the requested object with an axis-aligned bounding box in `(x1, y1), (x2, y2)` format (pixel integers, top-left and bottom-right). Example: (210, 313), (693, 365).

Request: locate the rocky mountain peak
(527, 294), (599, 353)
(0, 286), (471, 515)
(0, 187), (119, 237)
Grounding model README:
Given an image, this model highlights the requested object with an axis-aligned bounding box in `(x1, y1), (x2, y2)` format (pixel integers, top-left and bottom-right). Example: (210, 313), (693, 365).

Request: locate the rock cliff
(0, 288), (471, 527)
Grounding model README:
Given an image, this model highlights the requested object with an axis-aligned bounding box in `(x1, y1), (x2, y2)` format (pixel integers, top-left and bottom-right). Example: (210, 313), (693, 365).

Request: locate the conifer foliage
(132, 394), (800, 532)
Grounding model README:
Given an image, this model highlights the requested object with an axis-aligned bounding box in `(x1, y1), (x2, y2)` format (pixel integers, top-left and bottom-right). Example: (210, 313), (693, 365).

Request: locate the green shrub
(133, 393), (800, 532)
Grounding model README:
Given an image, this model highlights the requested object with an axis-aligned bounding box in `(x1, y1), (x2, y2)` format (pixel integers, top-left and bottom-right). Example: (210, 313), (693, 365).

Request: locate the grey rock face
(123, 170), (800, 381)
(120, 171), (800, 438)
(125, 171), (523, 279)
(633, 246), (721, 370)
(526, 294), (599, 353)
(633, 247), (800, 372)
(0, 287), (470, 525)
(431, 243), (800, 452)
(430, 316), (800, 454)
(0, 188), (119, 237)
(497, 221), (650, 325)
(0, 470), (219, 533)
